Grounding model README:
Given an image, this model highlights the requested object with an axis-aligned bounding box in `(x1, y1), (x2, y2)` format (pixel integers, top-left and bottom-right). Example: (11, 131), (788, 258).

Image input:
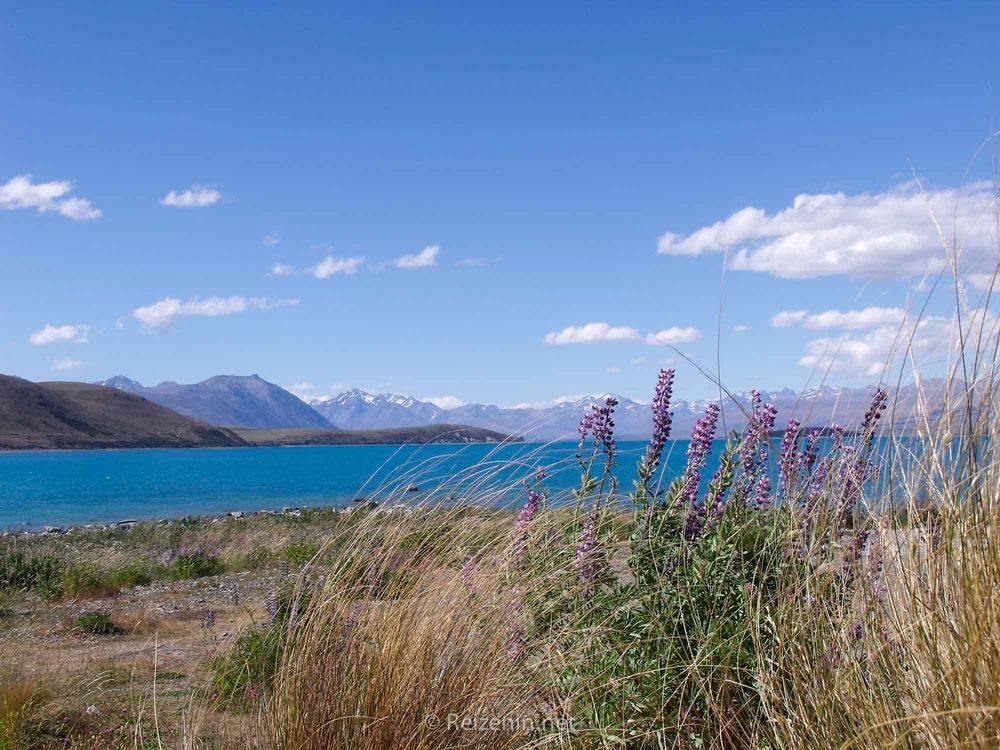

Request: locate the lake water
(0, 440), (730, 530)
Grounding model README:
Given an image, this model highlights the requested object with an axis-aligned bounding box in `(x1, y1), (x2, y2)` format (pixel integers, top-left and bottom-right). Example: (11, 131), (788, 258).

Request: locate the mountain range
(97, 374), (942, 439)
(0, 374), (513, 451)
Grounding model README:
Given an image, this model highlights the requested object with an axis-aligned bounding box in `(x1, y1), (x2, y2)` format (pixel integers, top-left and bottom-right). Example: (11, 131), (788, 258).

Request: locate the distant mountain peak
(96, 375), (145, 394)
(99, 374), (333, 430)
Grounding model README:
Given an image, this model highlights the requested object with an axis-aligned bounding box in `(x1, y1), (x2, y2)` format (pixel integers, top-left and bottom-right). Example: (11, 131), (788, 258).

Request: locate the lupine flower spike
(637, 369), (675, 497)
(679, 402), (720, 506)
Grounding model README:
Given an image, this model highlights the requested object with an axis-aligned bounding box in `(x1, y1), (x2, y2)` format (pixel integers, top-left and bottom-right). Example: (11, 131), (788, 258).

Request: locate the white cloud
(133, 296), (297, 328)
(772, 306), (907, 330)
(795, 309), (999, 378)
(423, 395), (466, 409)
(544, 322), (641, 346)
(0, 175), (101, 221)
(631, 356), (647, 364)
(456, 257), (487, 268)
(309, 255), (364, 279)
(285, 381), (316, 400)
(645, 326), (701, 346)
(263, 233), (281, 246)
(732, 324), (750, 333)
(771, 311), (808, 328)
(29, 323), (90, 346)
(269, 262), (295, 277)
(511, 394), (586, 409)
(607, 366), (622, 373)
(160, 186), (221, 208)
(52, 357), (83, 371)
(658, 182), (999, 279)
(394, 244), (440, 269)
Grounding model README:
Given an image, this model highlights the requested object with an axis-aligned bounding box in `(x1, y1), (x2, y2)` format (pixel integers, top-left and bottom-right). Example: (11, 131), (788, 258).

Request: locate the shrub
(169, 551), (224, 580)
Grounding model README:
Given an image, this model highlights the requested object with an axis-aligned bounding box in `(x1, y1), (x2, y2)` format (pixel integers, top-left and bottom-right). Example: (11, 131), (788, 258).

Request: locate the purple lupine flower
(706, 463), (729, 518)
(512, 489), (541, 560)
(684, 503), (707, 541)
(800, 429), (822, 473)
(577, 396), (619, 474)
(738, 395), (777, 499)
(638, 369), (675, 489)
(574, 510), (607, 594)
(806, 454), (831, 512)
(778, 419), (803, 496)
(679, 402), (720, 505)
(592, 396), (619, 467)
(750, 473), (772, 510)
(861, 387), (889, 441)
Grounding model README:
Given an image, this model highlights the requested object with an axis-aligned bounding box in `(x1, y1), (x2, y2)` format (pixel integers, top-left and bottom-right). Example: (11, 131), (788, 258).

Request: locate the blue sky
(3, 3), (1000, 406)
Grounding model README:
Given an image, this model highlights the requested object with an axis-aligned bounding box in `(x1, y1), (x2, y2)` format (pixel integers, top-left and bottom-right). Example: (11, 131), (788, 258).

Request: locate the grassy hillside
(0, 375), (245, 450)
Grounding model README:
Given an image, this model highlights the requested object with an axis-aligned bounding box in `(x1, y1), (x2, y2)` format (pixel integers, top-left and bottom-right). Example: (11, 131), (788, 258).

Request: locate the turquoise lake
(0, 440), (733, 530)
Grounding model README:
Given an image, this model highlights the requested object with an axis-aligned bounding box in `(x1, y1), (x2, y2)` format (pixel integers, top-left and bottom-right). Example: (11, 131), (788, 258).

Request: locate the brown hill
(0, 375), (245, 450)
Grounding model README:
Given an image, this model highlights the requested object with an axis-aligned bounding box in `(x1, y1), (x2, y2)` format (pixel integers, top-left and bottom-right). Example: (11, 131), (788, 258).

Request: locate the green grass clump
(169, 552), (224, 580)
(0, 551), (63, 599)
(209, 623), (282, 709)
(74, 610), (125, 636)
(283, 541), (319, 566)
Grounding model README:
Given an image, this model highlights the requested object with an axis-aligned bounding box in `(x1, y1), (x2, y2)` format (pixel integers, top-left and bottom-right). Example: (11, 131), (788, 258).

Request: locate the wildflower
(679, 402), (720, 505)
(778, 419), (802, 496)
(800, 429), (822, 473)
(574, 510), (607, 594)
(734, 395), (777, 503)
(512, 489), (541, 560)
(861, 387), (889, 442)
(750, 473), (772, 510)
(637, 369), (675, 492)
(684, 503), (707, 541)
(579, 396), (618, 460)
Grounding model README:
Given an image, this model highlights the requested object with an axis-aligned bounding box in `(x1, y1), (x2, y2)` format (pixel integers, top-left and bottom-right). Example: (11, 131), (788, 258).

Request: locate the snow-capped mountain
(96, 375), (950, 439)
(306, 382), (942, 440)
(310, 389), (444, 430)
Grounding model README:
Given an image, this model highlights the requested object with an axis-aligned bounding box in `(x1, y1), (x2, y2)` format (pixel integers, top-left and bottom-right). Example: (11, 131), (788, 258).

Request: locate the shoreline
(3, 500), (419, 538)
